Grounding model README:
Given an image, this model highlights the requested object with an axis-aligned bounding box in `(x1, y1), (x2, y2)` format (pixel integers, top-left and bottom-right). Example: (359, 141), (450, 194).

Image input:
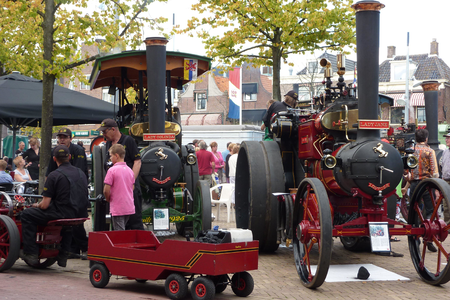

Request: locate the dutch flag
(228, 67), (242, 121)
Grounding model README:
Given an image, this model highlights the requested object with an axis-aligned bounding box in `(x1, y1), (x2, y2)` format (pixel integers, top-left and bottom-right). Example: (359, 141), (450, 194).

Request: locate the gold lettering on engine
(373, 143), (388, 158)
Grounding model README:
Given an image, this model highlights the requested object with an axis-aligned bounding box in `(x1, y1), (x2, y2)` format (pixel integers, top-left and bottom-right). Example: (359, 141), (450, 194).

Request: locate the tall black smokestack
(352, 1), (385, 141)
(421, 81), (440, 151)
(145, 37), (168, 133)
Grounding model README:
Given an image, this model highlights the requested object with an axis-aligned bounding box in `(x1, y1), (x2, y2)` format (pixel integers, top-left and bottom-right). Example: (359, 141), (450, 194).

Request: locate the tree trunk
(272, 47), (282, 102)
(39, 0), (56, 193)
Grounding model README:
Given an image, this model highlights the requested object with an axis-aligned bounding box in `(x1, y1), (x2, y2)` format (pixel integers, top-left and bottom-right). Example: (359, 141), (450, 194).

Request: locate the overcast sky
(143, 0), (449, 75)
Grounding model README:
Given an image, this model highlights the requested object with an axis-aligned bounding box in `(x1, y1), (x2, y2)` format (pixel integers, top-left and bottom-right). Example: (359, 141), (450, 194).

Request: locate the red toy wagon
(87, 229), (259, 300)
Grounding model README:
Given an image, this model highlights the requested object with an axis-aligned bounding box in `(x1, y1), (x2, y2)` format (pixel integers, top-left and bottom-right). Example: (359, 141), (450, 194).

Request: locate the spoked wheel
(231, 271), (254, 297)
(277, 194), (294, 246)
(192, 180), (211, 238)
(24, 257), (57, 269)
(293, 178), (332, 289)
(89, 263), (110, 288)
(408, 178), (450, 285)
(0, 215), (20, 272)
(165, 273), (188, 300)
(191, 276), (215, 300)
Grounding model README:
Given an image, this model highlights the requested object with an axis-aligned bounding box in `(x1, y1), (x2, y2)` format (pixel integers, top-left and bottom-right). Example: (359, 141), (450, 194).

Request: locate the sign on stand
(369, 222), (391, 252)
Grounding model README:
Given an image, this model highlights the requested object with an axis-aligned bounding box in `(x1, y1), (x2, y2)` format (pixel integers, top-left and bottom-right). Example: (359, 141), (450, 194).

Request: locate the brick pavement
(2, 207), (450, 299)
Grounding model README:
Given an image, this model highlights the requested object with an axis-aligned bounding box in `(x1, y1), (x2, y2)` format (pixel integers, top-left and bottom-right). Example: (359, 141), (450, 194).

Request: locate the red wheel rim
(195, 283), (206, 297)
(169, 280), (179, 294)
(93, 269), (102, 282)
(0, 222), (10, 265)
(237, 278), (246, 291)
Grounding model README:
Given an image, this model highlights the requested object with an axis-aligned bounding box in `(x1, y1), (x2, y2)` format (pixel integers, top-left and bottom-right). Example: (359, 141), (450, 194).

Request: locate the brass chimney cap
(352, 1), (385, 12)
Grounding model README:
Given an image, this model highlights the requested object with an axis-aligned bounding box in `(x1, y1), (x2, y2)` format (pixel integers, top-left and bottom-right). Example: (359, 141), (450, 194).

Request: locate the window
(390, 60), (418, 81)
(298, 86), (310, 102)
(102, 87), (114, 103)
(393, 64), (406, 81)
(308, 61), (318, 74)
(196, 93), (207, 111)
(417, 107), (426, 123)
(261, 66), (273, 76)
(68, 81), (74, 90)
(243, 83), (257, 102)
(390, 107), (405, 124)
(80, 75), (90, 90)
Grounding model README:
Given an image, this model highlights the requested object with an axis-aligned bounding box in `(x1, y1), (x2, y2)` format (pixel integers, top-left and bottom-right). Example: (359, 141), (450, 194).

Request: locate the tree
(0, 0), (166, 190)
(176, 0), (355, 102)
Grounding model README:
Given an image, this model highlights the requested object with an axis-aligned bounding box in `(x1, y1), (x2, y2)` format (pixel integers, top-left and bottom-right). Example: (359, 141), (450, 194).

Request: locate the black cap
(53, 145), (70, 158)
(97, 118), (118, 131)
(57, 128), (72, 137)
(284, 90), (298, 100)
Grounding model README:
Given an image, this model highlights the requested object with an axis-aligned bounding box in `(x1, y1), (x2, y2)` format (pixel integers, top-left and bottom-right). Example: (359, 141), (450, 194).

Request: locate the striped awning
(391, 93), (425, 107)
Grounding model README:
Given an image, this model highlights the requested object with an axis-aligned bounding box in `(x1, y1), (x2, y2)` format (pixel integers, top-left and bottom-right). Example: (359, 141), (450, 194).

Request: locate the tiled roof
(379, 54), (450, 82)
(214, 75), (229, 92)
(297, 52), (357, 76)
(260, 75), (273, 94)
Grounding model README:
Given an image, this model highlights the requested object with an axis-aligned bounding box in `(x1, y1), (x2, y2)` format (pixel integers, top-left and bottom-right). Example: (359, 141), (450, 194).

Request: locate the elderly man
(15, 141), (25, 157)
(97, 118), (144, 230)
(196, 141), (215, 187)
(46, 128), (88, 259)
(20, 145), (89, 267)
(262, 90), (298, 138)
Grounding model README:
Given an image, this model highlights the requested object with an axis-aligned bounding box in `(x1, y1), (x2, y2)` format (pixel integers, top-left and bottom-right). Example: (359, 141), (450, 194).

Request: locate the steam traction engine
(89, 38), (212, 236)
(236, 0), (450, 288)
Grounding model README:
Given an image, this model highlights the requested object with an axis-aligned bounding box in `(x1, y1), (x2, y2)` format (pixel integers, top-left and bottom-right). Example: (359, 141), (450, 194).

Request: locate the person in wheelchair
(20, 145), (89, 267)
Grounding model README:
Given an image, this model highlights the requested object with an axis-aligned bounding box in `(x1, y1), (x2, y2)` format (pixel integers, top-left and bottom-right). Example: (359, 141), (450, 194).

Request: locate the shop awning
(390, 93), (425, 107)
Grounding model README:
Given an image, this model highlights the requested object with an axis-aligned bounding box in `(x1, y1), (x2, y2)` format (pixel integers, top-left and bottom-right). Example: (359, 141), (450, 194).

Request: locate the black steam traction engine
(236, 0), (450, 288)
(89, 38), (212, 236)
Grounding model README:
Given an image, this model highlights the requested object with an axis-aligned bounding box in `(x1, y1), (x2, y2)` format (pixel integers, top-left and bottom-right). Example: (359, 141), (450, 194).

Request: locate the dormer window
(308, 61), (319, 74)
(390, 60), (418, 81)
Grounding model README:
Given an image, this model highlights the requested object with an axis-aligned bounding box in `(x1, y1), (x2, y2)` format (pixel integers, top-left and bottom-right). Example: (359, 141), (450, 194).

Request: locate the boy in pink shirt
(103, 144), (135, 230)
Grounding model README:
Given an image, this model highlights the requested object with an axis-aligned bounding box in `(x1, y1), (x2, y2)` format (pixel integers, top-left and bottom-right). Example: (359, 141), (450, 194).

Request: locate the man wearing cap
(46, 127), (88, 258)
(46, 128), (88, 179)
(20, 145), (89, 267)
(97, 118), (144, 230)
(262, 90), (298, 137)
(439, 131), (450, 224)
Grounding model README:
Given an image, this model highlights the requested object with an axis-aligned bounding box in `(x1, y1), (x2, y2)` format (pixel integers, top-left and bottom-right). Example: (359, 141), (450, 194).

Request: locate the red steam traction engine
(235, 0), (450, 288)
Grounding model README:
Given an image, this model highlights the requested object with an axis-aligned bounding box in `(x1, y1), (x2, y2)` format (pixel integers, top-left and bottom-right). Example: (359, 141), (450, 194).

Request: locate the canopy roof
(0, 73), (117, 128)
(89, 50), (212, 90)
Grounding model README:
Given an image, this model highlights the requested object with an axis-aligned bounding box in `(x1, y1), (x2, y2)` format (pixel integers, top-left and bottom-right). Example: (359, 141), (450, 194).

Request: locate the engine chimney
(352, 1), (385, 141)
(421, 81), (440, 151)
(145, 37), (169, 133)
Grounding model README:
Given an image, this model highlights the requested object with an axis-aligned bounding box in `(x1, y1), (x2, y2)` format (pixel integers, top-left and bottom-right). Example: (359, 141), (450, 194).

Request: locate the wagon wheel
(231, 271), (254, 297)
(0, 215), (20, 272)
(407, 178), (450, 285)
(260, 141), (284, 252)
(24, 257), (57, 269)
(0, 192), (14, 217)
(192, 180), (211, 238)
(293, 178), (332, 289)
(165, 273), (188, 300)
(191, 276), (215, 300)
(212, 274), (228, 294)
(235, 141), (269, 251)
(89, 263), (110, 288)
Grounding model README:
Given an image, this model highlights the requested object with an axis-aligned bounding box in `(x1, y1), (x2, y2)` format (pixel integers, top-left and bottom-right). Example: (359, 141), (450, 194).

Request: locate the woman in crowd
(225, 143), (236, 183)
(22, 137), (40, 180)
(210, 141), (225, 183)
(13, 155), (32, 182)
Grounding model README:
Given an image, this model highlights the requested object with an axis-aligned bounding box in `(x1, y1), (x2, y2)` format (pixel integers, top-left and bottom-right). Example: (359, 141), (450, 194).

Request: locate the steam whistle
(320, 58), (332, 78)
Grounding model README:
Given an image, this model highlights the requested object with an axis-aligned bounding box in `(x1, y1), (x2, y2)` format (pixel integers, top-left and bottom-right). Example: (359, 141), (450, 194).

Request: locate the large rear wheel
(24, 257), (57, 269)
(0, 215), (20, 272)
(192, 180), (211, 238)
(408, 178), (450, 285)
(293, 178), (332, 288)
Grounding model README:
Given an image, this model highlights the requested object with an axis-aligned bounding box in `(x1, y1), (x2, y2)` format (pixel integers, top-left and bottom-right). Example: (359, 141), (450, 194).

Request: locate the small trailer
(87, 229), (258, 300)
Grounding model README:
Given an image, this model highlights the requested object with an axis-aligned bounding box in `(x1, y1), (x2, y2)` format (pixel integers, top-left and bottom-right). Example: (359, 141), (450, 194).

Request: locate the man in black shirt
(21, 145), (89, 267)
(97, 118), (144, 230)
(262, 90), (298, 135)
(46, 128), (89, 258)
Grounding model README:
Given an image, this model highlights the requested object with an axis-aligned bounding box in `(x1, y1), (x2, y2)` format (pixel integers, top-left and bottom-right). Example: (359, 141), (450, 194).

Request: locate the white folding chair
(210, 183), (234, 223)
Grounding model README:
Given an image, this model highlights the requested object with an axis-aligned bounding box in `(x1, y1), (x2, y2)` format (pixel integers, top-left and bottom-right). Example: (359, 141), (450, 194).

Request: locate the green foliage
(0, 0), (168, 81)
(176, 0), (356, 100)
